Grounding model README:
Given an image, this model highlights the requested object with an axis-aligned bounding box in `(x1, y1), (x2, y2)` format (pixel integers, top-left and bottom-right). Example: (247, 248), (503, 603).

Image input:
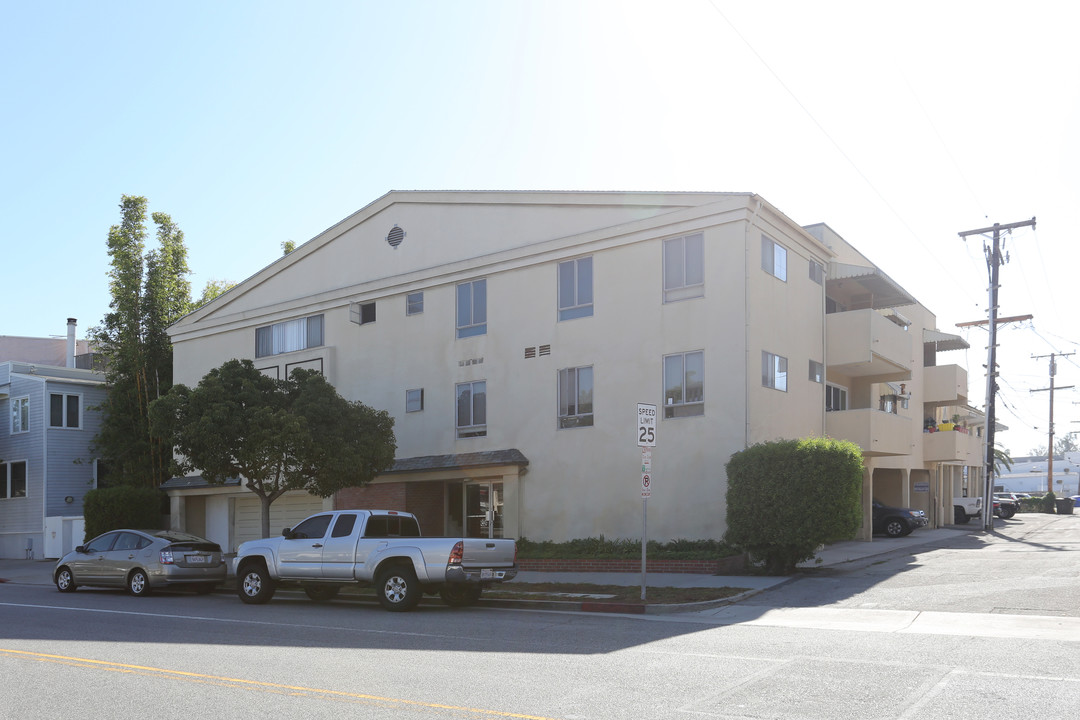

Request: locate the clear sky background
(2, 1), (1077, 457)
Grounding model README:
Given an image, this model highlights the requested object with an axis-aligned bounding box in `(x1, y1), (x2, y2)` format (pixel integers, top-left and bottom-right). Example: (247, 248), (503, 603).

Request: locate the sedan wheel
(884, 519), (906, 538)
(55, 567), (77, 593)
(128, 569), (152, 597)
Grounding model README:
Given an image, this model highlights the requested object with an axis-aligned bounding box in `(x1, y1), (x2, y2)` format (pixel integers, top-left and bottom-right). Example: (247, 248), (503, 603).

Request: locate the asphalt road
(1, 513), (1078, 719)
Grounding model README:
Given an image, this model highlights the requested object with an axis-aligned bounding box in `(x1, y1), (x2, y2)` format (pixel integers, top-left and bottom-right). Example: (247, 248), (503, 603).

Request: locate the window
(84, 532), (117, 553)
(289, 514), (332, 540)
(331, 514), (357, 538)
(406, 388), (424, 413)
(255, 314), (324, 358)
(406, 292), (424, 316)
(826, 384), (848, 411)
(10, 397), (29, 434)
(364, 514), (421, 538)
(456, 280), (487, 338)
(558, 366), (594, 428)
(761, 235), (788, 281)
(50, 393), (81, 429)
(558, 256), (593, 320)
(0, 461), (27, 499)
(456, 381), (487, 437)
(357, 302), (376, 325)
(663, 351), (704, 418)
(809, 360), (824, 384)
(809, 260), (825, 285)
(663, 233), (704, 302)
(762, 351), (788, 391)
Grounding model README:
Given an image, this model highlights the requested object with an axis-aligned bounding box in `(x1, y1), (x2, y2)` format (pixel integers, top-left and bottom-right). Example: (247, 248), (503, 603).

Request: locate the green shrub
(82, 486), (165, 542)
(1041, 491), (1057, 514)
(724, 437), (864, 575)
(516, 536), (739, 560)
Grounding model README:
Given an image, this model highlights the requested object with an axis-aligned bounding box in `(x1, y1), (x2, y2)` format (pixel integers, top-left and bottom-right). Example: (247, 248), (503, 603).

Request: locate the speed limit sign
(637, 403), (657, 447)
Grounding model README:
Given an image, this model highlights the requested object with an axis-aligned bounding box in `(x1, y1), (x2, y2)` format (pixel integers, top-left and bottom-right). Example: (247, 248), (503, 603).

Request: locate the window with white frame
(10, 397), (29, 434)
(0, 461), (27, 499)
(456, 280), (487, 338)
(558, 366), (593, 428)
(809, 360), (824, 384)
(406, 292), (424, 316)
(762, 351), (788, 391)
(255, 314), (324, 358)
(50, 393), (81, 429)
(406, 388), (424, 413)
(663, 233), (704, 302)
(809, 260), (824, 285)
(558, 257), (593, 321)
(761, 235), (788, 281)
(826, 384), (848, 411)
(663, 351), (704, 418)
(455, 381), (486, 437)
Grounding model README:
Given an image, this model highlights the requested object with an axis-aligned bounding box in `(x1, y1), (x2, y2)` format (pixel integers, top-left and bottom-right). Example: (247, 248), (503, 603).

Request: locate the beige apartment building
(163, 191), (984, 552)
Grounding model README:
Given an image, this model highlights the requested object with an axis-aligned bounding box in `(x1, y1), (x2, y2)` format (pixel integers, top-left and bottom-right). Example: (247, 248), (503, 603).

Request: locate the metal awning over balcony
(924, 328), (969, 352)
(827, 263), (916, 310)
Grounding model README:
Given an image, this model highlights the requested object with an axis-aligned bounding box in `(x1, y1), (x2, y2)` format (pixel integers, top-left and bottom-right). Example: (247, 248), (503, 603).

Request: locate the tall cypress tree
(92, 196), (192, 488)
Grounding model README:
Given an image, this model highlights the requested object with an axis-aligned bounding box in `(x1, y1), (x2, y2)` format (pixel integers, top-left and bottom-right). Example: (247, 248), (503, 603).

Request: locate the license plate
(186, 555), (206, 564)
(480, 568), (493, 579)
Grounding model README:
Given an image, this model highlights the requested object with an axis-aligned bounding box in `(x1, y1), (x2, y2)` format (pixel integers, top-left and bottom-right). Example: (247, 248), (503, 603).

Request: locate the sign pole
(636, 404), (656, 603)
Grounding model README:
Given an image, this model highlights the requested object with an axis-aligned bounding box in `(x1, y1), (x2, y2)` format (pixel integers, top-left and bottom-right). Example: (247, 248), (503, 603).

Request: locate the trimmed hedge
(82, 486), (165, 542)
(516, 536), (739, 561)
(725, 437), (864, 575)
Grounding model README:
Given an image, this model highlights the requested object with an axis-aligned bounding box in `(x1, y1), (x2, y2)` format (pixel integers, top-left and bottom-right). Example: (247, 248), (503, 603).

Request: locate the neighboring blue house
(1, 361), (107, 559)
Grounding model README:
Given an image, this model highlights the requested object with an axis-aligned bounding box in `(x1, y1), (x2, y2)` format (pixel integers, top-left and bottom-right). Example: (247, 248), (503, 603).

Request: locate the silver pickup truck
(233, 509), (518, 611)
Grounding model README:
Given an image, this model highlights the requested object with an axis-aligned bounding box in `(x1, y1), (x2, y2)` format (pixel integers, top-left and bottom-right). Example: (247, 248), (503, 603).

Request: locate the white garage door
(234, 493), (328, 549)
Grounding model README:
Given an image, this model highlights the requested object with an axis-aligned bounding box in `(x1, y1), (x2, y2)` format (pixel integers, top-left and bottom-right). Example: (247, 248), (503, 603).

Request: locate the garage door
(233, 493), (328, 549)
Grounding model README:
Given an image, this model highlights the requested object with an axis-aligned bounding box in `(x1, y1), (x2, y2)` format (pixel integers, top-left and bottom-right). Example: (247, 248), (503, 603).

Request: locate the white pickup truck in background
(234, 510), (518, 611)
(953, 496), (983, 524)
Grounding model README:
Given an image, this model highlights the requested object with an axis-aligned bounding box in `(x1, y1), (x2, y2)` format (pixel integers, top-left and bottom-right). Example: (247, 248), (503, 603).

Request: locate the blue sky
(3, 1), (1078, 455)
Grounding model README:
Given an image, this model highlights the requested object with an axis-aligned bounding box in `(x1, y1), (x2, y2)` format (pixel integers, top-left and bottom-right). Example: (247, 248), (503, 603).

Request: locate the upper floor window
(406, 388), (424, 413)
(558, 257), (593, 321)
(50, 393), (81, 429)
(663, 233), (704, 302)
(350, 301), (376, 326)
(761, 235), (788, 281)
(0, 461), (27, 499)
(762, 351), (788, 391)
(664, 351), (704, 418)
(10, 397), (29, 434)
(558, 366), (594, 429)
(456, 380), (487, 437)
(406, 292), (424, 316)
(809, 360), (824, 384)
(255, 314), (324, 358)
(826, 383), (848, 411)
(456, 280), (487, 338)
(809, 260), (825, 285)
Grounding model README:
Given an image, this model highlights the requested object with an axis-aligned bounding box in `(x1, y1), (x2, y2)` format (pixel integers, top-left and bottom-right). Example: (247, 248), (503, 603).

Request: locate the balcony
(826, 409), (912, 457)
(827, 309), (913, 382)
(924, 428), (984, 464)
(923, 364), (968, 408)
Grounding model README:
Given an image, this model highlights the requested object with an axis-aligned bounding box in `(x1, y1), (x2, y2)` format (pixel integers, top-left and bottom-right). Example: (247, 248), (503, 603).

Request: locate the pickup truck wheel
(954, 506), (969, 524)
(238, 564), (276, 605)
(376, 566), (421, 611)
(439, 585), (483, 607)
(883, 519), (906, 538)
(304, 585), (340, 602)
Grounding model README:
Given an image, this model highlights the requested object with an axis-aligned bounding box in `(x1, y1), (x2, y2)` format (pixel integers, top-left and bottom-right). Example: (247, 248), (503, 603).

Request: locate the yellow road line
(0, 647), (560, 719)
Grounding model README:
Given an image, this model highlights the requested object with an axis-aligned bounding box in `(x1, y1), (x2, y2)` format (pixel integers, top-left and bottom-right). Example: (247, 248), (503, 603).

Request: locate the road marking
(0, 647), (560, 719)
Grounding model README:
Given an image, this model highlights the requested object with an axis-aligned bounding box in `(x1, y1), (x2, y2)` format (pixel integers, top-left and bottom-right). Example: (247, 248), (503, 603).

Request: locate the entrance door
(464, 482), (504, 538)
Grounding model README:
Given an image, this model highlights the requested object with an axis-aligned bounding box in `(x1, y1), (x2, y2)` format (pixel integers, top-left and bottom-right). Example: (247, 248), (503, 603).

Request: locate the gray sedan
(54, 529), (226, 596)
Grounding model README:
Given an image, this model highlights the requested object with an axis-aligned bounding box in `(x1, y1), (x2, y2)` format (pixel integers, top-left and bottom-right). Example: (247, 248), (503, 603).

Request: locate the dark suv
(872, 499), (929, 538)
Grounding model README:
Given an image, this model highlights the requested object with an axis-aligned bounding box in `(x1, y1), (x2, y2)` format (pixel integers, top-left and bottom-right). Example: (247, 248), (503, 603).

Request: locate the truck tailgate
(460, 538), (515, 567)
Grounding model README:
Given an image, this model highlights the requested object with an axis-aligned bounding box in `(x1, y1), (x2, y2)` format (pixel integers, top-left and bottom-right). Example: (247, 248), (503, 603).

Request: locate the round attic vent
(387, 226), (405, 248)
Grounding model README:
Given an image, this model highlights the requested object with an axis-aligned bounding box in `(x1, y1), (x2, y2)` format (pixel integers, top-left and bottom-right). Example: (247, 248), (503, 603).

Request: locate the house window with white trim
(809, 360), (824, 384)
(0, 461), (27, 499)
(406, 388), (424, 413)
(762, 351), (788, 391)
(558, 257), (593, 320)
(558, 366), (594, 428)
(10, 397), (29, 434)
(826, 384), (848, 411)
(456, 280), (487, 338)
(50, 393), (81, 428)
(456, 381), (487, 438)
(663, 233), (704, 302)
(762, 235), (788, 281)
(255, 314), (324, 358)
(406, 292), (424, 316)
(663, 351), (704, 418)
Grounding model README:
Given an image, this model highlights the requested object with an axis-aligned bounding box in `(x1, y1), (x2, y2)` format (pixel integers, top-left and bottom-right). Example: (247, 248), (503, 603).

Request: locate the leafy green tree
(194, 278), (235, 307)
(150, 359), (397, 538)
(281, 240), (296, 255)
(725, 438), (864, 574)
(993, 445), (1013, 475)
(1055, 434), (1078, 455)
(92, 196), (192, 488)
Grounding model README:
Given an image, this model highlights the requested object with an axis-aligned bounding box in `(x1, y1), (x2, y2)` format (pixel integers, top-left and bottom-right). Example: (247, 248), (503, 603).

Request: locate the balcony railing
(826, 408), (911, 456)
(924, 427), (984, 464)
(923, 364), (968, 408)
(827, 309), (913, 381)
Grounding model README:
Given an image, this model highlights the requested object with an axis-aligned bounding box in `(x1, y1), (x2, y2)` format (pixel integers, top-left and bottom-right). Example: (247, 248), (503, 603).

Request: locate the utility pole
(1031, 352), (1076, 495)
(958, 217), (1035, 531)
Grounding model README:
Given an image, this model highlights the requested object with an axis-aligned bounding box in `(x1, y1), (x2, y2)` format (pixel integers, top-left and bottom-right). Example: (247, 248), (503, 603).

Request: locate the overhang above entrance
(384, 449), (529, 475)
